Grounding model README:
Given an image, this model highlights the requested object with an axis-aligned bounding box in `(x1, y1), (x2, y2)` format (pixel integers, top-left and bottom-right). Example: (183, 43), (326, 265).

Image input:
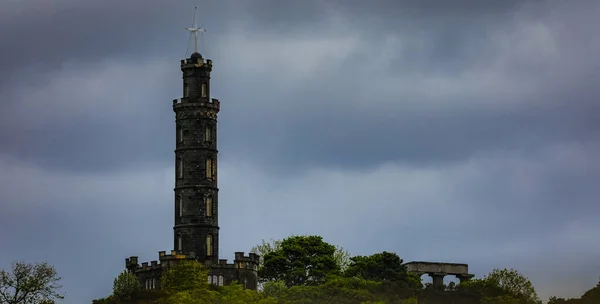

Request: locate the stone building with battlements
(124, 51), (259, 291)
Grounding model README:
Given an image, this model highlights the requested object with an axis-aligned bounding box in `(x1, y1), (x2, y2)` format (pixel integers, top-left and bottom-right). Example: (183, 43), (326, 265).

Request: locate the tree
(160, 260), (213, 296)
(259, 235), (340, 287)
(0, 261), (64, 304)
(344, 251), (421, 290)
(112, 270), (140, 300)
(483, 268), (541, 304)
(251, 235), (351, 272)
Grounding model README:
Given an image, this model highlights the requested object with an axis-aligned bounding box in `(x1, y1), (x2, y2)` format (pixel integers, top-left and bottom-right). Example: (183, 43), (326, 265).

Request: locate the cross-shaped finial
(185, 7), (206, 54)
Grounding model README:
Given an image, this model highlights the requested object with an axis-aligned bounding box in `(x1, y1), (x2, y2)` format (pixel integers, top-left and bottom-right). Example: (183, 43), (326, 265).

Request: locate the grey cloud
(1, 0), (600, 303)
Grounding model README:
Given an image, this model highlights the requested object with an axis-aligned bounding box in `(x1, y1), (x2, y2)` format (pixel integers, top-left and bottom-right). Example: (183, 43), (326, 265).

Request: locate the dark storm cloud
(3, 0), (598, 173)
(1, 0), (600, 303)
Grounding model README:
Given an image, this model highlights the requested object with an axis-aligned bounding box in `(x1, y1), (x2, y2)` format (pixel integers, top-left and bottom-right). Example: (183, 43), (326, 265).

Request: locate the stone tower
(173, 52), (220, 263)
(125, 49), (259, 291)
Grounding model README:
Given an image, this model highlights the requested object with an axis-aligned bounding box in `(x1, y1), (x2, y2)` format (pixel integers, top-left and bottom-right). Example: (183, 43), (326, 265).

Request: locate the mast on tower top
(185, 6), (206, 54)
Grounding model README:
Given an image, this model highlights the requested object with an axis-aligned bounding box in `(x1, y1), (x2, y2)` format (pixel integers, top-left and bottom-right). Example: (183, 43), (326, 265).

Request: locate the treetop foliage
(0, 261), (63, 304)
(84, 234), (600, 304)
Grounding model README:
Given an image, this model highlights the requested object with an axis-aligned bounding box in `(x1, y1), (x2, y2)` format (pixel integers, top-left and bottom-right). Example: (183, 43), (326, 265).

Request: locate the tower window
(205, 158), (213, 179)
(184, 82), (190, 97)
(177, 234), (183, 251)
(177, 126), (183, 143)
(206, 235), (213, 256)
(178, 195), (183, 217)
(201, 83), (207, 98)
(205, 196), (212, 217)
(178, 158), (183, 179)
(205, 126), (212, 142)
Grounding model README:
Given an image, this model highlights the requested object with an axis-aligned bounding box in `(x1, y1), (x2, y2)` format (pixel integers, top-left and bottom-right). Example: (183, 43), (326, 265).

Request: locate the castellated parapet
(125, 250), (260, 291)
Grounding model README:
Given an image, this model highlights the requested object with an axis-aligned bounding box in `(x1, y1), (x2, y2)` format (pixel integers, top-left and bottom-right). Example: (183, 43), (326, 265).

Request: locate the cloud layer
(1, 0), (599, 303)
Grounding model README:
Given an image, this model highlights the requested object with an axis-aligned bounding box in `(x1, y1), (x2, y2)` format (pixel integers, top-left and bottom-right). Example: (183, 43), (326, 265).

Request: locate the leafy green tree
(259, 235), (341, 287)
(216, 282), (277, 304)
(112, 270), (141, 300)
(548, 296), (570, 304)
(276, 276), (380, 304)
(262, 280), (288, 298)
(160, 259), (216, 303)
(344, 251), (421, 290)
(0, 261), (64, 304)
(484, 268), (541, 304)
(252, 235), (351, 272)
(579, 280), (600, 304)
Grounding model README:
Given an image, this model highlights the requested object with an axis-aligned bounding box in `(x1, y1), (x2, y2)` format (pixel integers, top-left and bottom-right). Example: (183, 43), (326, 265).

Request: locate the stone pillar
(457, 274), (475, 284)
(430, 272), (446, 288)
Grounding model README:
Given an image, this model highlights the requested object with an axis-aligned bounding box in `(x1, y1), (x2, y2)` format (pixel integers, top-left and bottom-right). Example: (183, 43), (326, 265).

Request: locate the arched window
(212, 275), (217, 284)
(178, 158), (183, 179)
(205, 196), (212, 217)
(205, 126), (212, 142)
(177, 234), (183, 251)
(205, 158), (213, 179)
(207, 275), (212, 284)
(201, 83), (207, 98)
(177, 126), (183, 143)
(206, 235), (213, 256)
(218, 275), (224, 286)
(178, 195), (183, 217)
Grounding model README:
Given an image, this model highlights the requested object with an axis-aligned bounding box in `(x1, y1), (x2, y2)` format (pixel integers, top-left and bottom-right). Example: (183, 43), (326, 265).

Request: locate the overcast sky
(1, 0), (599, 303)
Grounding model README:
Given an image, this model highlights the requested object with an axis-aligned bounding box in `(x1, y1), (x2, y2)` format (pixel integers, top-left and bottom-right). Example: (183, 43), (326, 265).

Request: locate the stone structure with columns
(404, 261), (475, 288)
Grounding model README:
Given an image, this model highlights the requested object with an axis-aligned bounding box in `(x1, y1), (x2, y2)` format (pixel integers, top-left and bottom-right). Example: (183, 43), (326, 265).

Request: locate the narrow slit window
(178, 235), (182, 251)
(205, 158), (212, 179)
(201, 83), (207, 98)
(206, 235), (213, 256)
(205, 126), (212, 142)
(178, 159), (183, 179)
(184, 83), (189, 97)
(205, 196), (212, 217)
(177, 126), (183, 143)
(179, 195), (183, 217)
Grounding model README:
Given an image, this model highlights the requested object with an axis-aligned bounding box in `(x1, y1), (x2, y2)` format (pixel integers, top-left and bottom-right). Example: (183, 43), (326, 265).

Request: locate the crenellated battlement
(180, 56), (213, 70)
(233, 252), (260, 270)
(125, 250), (260, 273)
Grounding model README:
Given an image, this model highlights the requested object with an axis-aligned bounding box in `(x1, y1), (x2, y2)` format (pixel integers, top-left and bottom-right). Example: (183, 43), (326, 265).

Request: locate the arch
(205, 195), (212, 217)
(206, 234), (213, 256)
